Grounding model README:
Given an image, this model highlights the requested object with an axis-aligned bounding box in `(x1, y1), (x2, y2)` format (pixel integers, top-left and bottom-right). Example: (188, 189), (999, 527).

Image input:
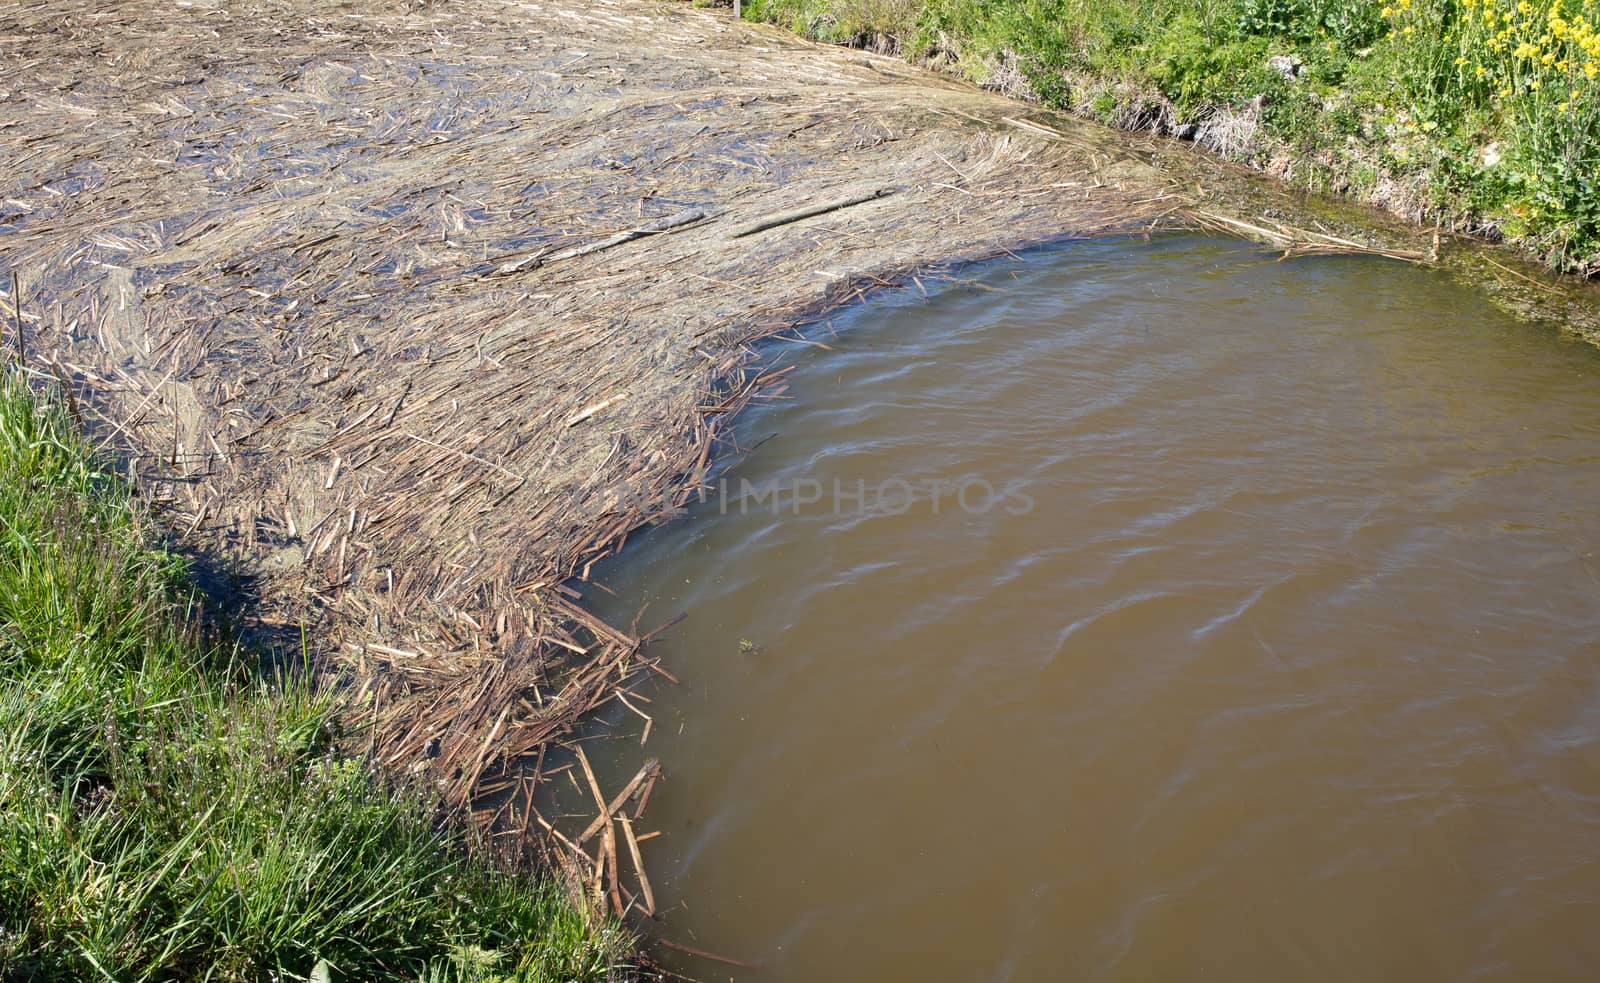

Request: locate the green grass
(739, 0), (1600, 276)
(0, 368), (629, 982)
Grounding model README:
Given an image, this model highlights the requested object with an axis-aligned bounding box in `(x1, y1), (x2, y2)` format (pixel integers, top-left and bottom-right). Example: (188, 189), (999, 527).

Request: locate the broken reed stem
(562, 745), (665, 920)
(603, 819), (623, 918)
(632, 766), (659, 821)
(731, 188), (896, 238)
(658, 939), (764, 971)
(511, 207), (708, 273)
(590, 834), (606, 907)
(566, 391), (628, 428)
(578, 757), (660, 844)
(617, 814), (655, 917)
(575, 744), (609, 822)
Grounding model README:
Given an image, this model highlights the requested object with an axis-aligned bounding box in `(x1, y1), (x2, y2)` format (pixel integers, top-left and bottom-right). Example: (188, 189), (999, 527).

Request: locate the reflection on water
(569, 236), (1600, 981)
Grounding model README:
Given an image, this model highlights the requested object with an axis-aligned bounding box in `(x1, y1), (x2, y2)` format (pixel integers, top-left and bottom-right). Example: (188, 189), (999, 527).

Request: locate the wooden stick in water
(658, 939), (764, 970)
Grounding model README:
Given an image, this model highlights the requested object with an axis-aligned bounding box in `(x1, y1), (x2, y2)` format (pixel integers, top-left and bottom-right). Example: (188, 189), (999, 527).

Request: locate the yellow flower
(1422, 120), (1439, 131)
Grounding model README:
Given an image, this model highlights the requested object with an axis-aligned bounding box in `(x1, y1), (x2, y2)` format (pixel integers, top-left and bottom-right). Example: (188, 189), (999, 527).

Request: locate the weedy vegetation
(739, 0), (1600, 274)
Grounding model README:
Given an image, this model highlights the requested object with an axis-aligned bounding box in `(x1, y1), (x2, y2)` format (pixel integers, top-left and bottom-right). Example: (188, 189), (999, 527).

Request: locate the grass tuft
(0, 369), (629, 982)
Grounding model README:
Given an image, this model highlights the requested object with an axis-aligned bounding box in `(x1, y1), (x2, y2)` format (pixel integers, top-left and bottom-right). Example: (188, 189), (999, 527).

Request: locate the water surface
(575, 236), (1600, 981)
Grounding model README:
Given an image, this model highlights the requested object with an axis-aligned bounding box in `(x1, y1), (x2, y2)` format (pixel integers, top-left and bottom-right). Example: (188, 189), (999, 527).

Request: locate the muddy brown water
(567, 235), (1600, 980)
